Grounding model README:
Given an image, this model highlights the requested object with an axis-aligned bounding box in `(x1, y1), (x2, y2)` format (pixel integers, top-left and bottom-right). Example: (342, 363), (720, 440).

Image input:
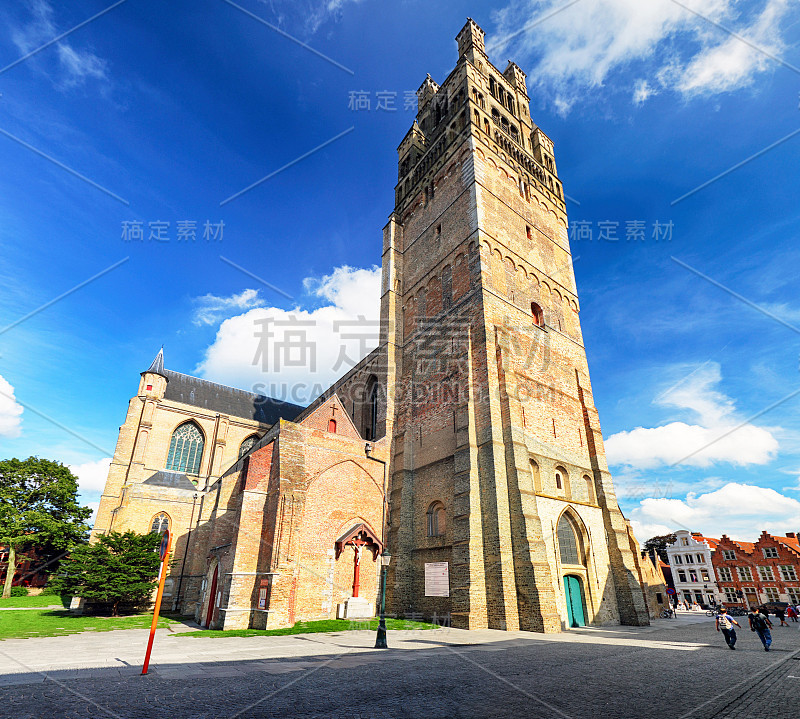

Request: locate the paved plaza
(0, 613), (797, 718)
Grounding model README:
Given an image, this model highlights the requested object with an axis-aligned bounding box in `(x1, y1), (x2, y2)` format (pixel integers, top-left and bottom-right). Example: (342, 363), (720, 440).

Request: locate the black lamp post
(364, 442), (389, 649)
(375, 549), (391, 649)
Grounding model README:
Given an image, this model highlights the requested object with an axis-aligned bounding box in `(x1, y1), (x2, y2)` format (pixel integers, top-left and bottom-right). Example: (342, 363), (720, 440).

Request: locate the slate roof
(143, 347), (166, 376)
(141, 470), (198, 491)
(162, 369), (303, 424)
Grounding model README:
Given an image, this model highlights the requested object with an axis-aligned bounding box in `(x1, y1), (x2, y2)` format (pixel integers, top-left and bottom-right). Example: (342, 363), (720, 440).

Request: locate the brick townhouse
(712, 531), (800, 608)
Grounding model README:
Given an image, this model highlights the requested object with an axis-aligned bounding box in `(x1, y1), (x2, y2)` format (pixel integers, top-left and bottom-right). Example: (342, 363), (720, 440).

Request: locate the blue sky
(1, 0), (799, 540)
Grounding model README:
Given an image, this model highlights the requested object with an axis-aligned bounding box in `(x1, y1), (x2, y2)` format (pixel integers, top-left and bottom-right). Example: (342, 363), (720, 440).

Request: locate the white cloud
(630, 482), (800, 542)
(193, 288), (265, 326)
(12, 0), (108, 87)
(489, 0), (789, 110)
(0, 375), (24, 438)
(632, 79), (654, 105)
(85, 501), (100, 527)
(605, 363), (779, 469)
(69, 457), (112, 494)
(195, 265), (381, 405)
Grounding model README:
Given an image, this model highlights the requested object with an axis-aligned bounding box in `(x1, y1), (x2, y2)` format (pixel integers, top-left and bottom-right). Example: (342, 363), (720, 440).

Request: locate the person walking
(748, 607), (773, 651)
(776, 606), (789, 627)
(787, 605), (798, 623)
(716, 607), (741, 650)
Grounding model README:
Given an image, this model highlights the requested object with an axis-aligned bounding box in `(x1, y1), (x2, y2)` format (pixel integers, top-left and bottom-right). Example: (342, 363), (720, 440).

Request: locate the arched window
(238, 434), (258, 459)
(363, 376), (379, 440)
(328, 419), (337, 433)
(166, 422), (204, 474)
(427, 502), (446, 537)
(555, 466), (571, 499)
(584, 475), (595, 504)
(530, 459), (542, 493)
(150, 512), (169, 534)
(531, 302), (544, 327)
(558, 514), (582, 565)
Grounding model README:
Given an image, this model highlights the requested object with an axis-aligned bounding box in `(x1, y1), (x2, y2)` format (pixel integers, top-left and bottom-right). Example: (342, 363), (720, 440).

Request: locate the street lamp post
(375, 549), (391, 649)
(364, 442), (389, 649)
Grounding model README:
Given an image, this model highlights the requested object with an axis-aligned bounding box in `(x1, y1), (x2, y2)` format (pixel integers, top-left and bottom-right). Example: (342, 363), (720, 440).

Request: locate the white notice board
(424, 562), (449, 597)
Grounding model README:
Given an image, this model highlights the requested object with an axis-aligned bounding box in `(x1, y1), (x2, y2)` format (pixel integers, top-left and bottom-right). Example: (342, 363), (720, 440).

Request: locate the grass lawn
(0, 595), (71, 609)
(174, 618), (439, 638)
(0, 609), (177, 640)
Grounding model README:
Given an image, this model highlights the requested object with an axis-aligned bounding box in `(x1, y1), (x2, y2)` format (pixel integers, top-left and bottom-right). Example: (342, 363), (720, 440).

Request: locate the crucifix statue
(335, 526), (381, 600)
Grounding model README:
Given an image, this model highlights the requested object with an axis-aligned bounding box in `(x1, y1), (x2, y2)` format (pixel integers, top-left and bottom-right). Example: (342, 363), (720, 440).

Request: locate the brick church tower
(382, 19), (650, 631)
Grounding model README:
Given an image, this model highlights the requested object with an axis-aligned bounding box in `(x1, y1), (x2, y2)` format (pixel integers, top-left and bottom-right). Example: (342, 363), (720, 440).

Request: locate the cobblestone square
(0, 615), (797, 718)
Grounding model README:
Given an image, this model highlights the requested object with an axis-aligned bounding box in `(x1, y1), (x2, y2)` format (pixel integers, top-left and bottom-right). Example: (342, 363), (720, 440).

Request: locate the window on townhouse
(722, 550), (736, 560)
(758, 566), (774, 581)
(763, 547), (779, 558)
(718, 567), (732, 582)
(689, 571), (698, 583)
(779, 565), (798, 581)
(788, 589), (800, 604)
(678, 571), (687, 582)
(765, 587), (780, 601)
(685, 555), (694, 564)
(681, 538), (689, 546)
(701, 570), (710, 582)
(696, 554), (705, 564)
(738, 567), (753, 581)
(724, 588), (739, 603)
(674, 555), (683, 564)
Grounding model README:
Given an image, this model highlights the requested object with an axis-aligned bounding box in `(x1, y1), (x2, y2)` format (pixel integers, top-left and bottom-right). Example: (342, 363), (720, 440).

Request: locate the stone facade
(92, 19), (653, 632)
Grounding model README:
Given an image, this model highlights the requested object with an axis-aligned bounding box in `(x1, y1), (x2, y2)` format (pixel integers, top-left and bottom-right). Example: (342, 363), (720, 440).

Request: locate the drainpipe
(173, 492), (198, 612)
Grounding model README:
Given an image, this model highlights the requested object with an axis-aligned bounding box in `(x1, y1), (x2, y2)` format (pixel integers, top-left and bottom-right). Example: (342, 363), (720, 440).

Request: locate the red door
(205, 566), (218, 627)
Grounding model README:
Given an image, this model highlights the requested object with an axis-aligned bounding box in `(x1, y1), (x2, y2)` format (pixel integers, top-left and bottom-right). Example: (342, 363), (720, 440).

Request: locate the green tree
(0, 457), (92, 598)
(51, 531), (162, 615)
(643, 533), (677, 563)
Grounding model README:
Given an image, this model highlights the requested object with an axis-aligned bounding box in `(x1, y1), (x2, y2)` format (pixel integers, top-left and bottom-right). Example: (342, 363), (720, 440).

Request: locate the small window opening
(531, 302), (544, 327)
(328, 419), (337, 433)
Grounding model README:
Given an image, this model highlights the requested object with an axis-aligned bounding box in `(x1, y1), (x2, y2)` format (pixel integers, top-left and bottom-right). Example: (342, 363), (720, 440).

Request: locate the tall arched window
(166, 422), (204, 474)
(150, 512), (170, 534)
(584, 475), (595, 504)
(427, 502), (446, 537)
(238, 434), (258, 459)
(363, 375), (379, 440)
(558, 514), (582, 565)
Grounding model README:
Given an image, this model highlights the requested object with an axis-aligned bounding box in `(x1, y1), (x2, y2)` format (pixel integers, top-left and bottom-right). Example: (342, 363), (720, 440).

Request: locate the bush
(39, 585), (61, 596)
(10, 586), (28, 597)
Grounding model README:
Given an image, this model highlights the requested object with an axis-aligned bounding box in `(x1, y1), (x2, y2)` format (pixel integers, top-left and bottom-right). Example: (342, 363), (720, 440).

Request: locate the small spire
(143, 346), (165, 376)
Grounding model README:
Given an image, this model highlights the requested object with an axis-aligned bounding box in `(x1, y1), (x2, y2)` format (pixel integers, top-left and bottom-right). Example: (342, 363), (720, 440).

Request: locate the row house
(712, 531), (800, 608)
(665, 530), (719, 607)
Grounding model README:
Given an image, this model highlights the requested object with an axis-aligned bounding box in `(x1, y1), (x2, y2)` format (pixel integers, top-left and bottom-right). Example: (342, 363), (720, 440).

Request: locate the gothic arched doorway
(563, 575), (586, 628)
(205, 565), (219, 627)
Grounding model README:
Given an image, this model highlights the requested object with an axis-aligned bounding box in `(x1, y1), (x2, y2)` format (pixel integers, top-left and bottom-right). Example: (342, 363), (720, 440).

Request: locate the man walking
(748, 606), (773, 651)
(716, 607), (741, 650)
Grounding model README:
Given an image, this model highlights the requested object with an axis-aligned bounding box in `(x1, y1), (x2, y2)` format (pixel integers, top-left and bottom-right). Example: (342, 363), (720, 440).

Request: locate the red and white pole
(142, 530), (171, 675)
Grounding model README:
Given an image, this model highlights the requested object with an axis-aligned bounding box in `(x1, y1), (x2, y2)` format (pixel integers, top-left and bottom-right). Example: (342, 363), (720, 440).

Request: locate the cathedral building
(93, 19), (652, 632)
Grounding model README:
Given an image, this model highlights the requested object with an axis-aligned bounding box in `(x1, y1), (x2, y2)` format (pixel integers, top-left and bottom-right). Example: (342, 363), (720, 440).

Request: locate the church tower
(384, 19), (650, 631)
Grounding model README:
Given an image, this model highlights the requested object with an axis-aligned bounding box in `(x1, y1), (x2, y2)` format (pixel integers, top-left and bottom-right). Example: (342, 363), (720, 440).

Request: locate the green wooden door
(563, 575), (586, 627)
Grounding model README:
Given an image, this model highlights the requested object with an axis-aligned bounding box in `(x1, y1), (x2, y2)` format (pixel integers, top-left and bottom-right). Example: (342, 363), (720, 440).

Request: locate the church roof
(162, 369), (303, 425)
(142, 470), (198, 491)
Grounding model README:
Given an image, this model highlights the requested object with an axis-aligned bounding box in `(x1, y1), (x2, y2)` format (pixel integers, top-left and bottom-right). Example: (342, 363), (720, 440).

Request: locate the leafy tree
(51, 531), (162, 615)
(0, 457), (92, 598)
(643, 533), (677, 563)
